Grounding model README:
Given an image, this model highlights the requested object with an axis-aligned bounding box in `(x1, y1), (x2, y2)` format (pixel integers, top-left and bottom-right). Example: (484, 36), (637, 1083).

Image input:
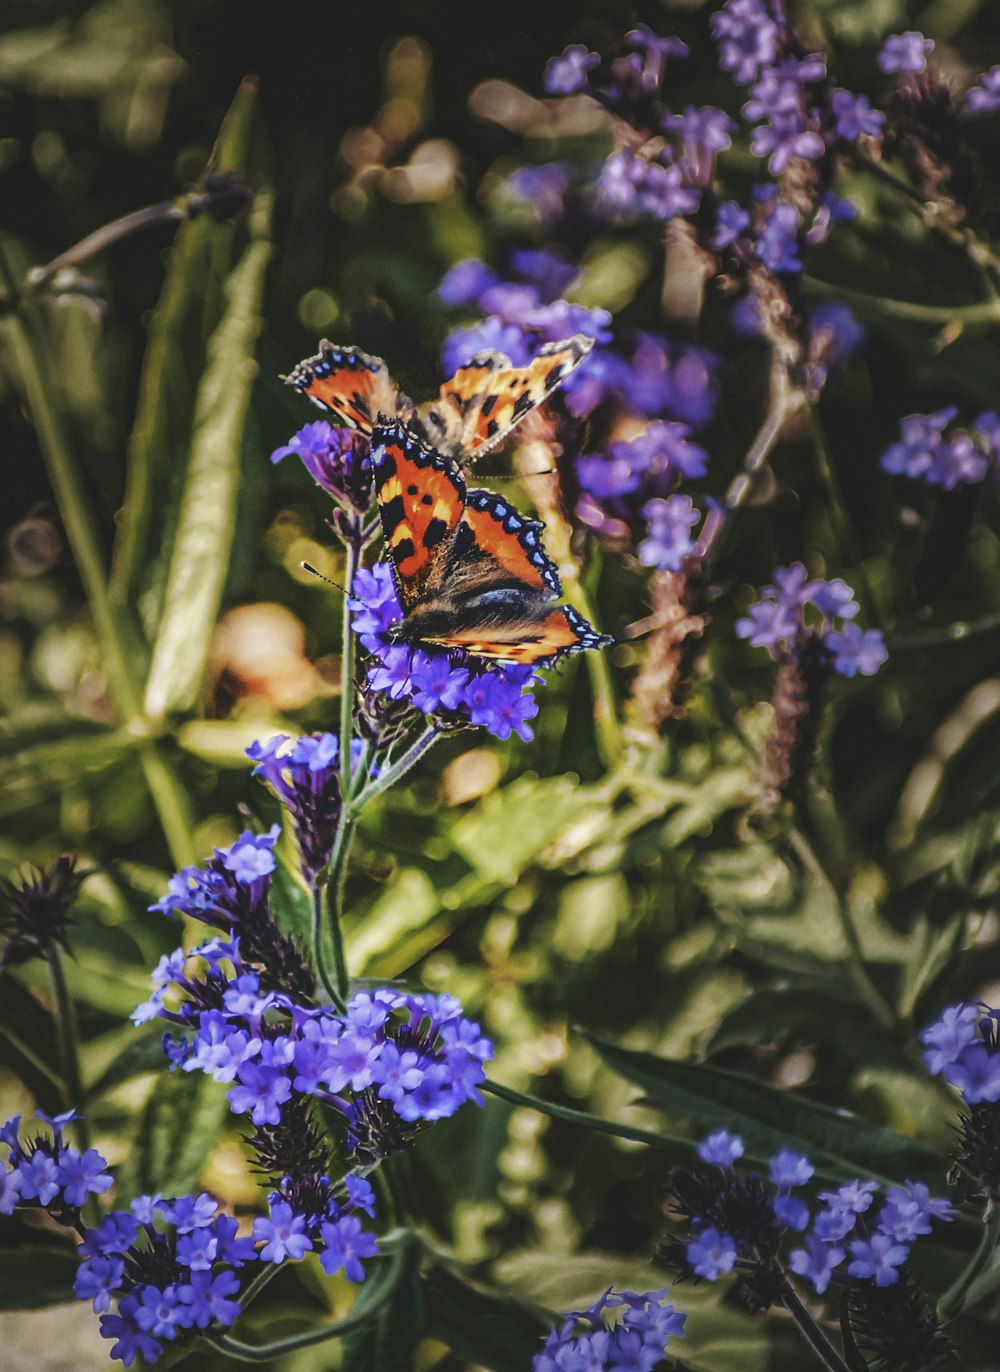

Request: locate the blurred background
(5, 1), (1000, 1368)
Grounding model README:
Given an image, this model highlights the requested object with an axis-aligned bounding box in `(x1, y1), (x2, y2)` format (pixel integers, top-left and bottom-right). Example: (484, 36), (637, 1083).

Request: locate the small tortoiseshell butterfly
(371, 418), (612, 667)
(282, 335), (594, 461)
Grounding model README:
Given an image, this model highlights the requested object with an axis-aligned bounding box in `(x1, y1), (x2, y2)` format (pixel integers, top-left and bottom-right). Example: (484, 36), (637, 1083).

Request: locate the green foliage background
(4, 0), (1000, 1368)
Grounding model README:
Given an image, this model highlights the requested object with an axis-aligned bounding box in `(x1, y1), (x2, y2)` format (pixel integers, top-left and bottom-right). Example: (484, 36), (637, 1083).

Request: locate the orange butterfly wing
(282, 342), (399, 434)
(430, 334), (594, 458)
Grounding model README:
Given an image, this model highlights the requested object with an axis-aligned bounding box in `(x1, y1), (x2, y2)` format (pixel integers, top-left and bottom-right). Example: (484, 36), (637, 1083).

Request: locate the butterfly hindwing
(282, 341), (400, 434)
(372, 419), (466, 612)
(419, 605), (611, 667)
(429, 335), (594, 458)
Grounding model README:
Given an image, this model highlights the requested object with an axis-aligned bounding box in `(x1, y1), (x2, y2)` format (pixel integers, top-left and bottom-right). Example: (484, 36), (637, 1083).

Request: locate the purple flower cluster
(921, 1002), (1000, 1105)
(736, 563), (887, 678)
(878, 32), (934, 77)
(270, 419), (372, 513)
(246, 732), (343, 882)
(349, 563), (541, 741)
(532, 1287), (686, 1372)
(680, 1129), (952, 1296)
(1, 1112), (380, 1367)
(140, 932), (492, 1163)
(577, 420), (708, 548)
(0, 1110), (111, 1218)
(881, 407), (1000, 490)
(149, 827), (277, 926)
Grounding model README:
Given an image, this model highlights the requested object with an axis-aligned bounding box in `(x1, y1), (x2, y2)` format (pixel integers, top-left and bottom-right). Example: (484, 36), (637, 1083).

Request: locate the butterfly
(371, 417), (612, 667)
(282, 335), (594, 461)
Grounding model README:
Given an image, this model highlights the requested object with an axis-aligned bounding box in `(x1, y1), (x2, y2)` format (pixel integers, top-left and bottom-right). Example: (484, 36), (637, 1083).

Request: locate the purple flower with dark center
(228, 1061), (292, 1126)
(17, 1151), (61, 1205)
(848, 1233), (910, 1286)
(75, 1254), (126, 1313)
(789, 1235), (845, 1294)
(697, 1129), (744, 1168)
(878, 32), (933, 75)
(825, 624), (888, 678)
(711, 0), (779, 85)
(436, 258), (500, 307)
(638, 495), (700, 571)
(409, 657), (470, 712)
(271, 421), (372, 512)
(686, 1226), (738, 1280)
(254, 1198), (314, 1263)
(134, 1282), (194, 1340)
(544, 44), (600, 96)
(318, 1214), (380, 1281)
(967, 66), (1000, 114)
(83, 1212), (139, 1256)
(247, 733), (343, 882)
(831, 88), (886, 141)
(100, 1295), (163, 1367)
(175, 1227), (218, 1270)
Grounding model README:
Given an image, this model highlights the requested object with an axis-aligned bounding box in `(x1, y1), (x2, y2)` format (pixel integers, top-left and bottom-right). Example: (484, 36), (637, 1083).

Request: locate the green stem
(339, 536), (360, 799)
(889, 608), (1000, 650)
(136, 742), (198, 870)
(208, 1233), (413, 1363)
(575, 566), (623, 769)
(23, 201), (185, 294)
(804, 274), (1000, 326)
(696, 366), (798, 564)
(938, 1202), (1000, 1323)
(350, 726), (442, 811)
(46, 947), (88, 1151)
(787, 823), (897, 1032)
(311, 882), (343, 1010)
(483, 1079), (689, 1152)
(323, 810), (355, 1004)
(805, 409), (879, 621)
(779, 1271), (853, 1372)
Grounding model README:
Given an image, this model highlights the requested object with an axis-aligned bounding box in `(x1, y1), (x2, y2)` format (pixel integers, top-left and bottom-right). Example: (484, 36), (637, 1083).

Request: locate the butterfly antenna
(301, 562), (348, 596)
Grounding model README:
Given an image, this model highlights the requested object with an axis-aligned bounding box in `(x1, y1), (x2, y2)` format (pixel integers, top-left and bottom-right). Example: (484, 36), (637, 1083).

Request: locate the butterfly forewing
(453, 490), (562, 596)
(373, 419), (466, 612)
(432, 334), (594, 458)
(282, 342), (400, 434)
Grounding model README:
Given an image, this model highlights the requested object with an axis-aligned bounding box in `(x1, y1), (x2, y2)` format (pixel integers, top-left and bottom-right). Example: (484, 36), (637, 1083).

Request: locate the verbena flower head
(532, 1287), (686, 1371)
(881, 408), (998, 489)
(270, 420), (372, 512)
(349, 563), (540, 742)
(736, 564), (886, 678)
(246, 733), (343, 882)
(1, 1113), (111, 1221)
(0, 854), (84, 969)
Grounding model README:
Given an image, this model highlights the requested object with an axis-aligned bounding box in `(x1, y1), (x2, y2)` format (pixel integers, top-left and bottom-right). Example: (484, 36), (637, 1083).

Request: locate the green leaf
(88, 1028), (167, 1098)
(340, 1239), (425, 1372)
(0, 976), (62, 1111)
(0, 1246), (78, 1309)
(116, 1067), (229, 1202)
(447, 775), (602, 883)
(705, 988), (909, 1070)
(584, 1031), (947, 1187)
(422, 1262), (550, 1372)
(142, 188), (273, 719)
(111, 77), (259, 612)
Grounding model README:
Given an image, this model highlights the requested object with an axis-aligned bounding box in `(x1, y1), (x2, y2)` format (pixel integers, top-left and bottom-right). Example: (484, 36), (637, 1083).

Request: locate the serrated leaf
(585, 1031), (946, 1188)
(422, 1262), (550, 1372)
(142, 190), (273, 719)
(116, 1067), (228, 1202)
(0, 1246), (79, 1309)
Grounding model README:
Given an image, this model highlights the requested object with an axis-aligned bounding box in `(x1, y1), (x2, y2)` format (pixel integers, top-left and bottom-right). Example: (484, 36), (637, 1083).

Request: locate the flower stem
(208, 1231), (414, 1362)
(779, 1272), (854, 1372)
(482, 1079), (688, 1153)
(311, 883), (344, 1012)
(321, 815), (354, 1007)
(937, 1201), (1000, 1323)
(350, 725), (442, 812)
(22, 201), (185, 294)
(339, 535), (361, 800)
(696, 364), (798, 564)
(46, 947), (89, 1152)
(803, 274), (1000, 326)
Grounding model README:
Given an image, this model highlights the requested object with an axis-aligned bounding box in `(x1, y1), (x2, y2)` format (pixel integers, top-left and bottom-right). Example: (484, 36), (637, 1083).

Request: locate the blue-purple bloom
(533, 1287), (686, 1372)
(697, 1128), (744, 1167)
(638, 494), (700, 571)
(736, 564), (885, 678)
(246, 733), (344, 881)
(270, 421), (372, 511)
(830, 88), (886, 141)
(544, 44), (600, 96)
(881, 408), (997, 489)
(878, 32), (934, 76)
(967, 66), (1000, 114)
(711, 0), (779, 86)
(687, 1225), (739, 1279)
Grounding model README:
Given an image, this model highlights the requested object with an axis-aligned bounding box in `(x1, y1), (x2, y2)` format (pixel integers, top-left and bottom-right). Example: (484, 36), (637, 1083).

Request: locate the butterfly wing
(421, 335), (594, 459)
(372, 419), (466, 612)
(282, 341), (401, 433)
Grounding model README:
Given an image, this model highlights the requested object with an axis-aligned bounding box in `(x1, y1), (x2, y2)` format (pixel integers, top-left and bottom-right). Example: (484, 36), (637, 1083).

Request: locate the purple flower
(769, 1149), (814, 1188)
(755, 202), (802, 272)
(544, 44), (600, 96)
(825, 624), (888, 678)
(803, 302), (866, 398)
(944, 1044), (1000, 1104)
(638, 495), (700, 571)
(228, 1061), (292, 1126)
(626, 24), (689, 87)
(436, 258), (499, 307)
(441, 318), (533, 376)
(83, 1212), (139, 1256)
(920, 1002), (981, 1075)
(176, 1269), (242, 1330)
(877, 1182), (953, 1241)
(713, 200), (751, 250)
(686, 1226), (738, 1280)
(967, 66), (1000, 114)
(711, 0), (778, 85)
(533, 1288), (685, 1371)
(697, 1130), (745, 1168)
(831, 88), (885, 141)
(773, 1194), (810, 1231)
(848, 1233), (910, 1286)
(271, 421), (372, 511)
(736, 597), (800, 650)
(878, 32), (933, 76)
(223, 830), (278, 883)
(789, 1235), (845, 1294)
(508, 163), (573, 226)
(254, 1198), (314, 1263)
(508, 248), (579, 301)
(524, 299), (613, 346)
(55, 1147), (113, 1207)
(667, 105), (736, 185)
(74, 1255), (125, 1313)
(818, 1179), (878, 1217)
(318, 1214), (379, 1282)
(17, 1151), (61, 1205)
(247, 733), (343, 881)
(100, 1295), (163, 1367)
